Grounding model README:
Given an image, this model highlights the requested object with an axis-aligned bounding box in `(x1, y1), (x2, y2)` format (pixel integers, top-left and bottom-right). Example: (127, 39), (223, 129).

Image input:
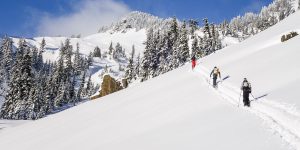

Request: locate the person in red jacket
(191, 55), (196, 69)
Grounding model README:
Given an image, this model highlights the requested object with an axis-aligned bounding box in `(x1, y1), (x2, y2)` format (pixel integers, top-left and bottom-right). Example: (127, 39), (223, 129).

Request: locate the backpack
(213, 68), (219, 74)
(243, 81), (251, 93)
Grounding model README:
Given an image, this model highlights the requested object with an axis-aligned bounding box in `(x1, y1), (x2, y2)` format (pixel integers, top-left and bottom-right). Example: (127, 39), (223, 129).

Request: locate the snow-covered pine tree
(159, 32), (172, 73)
(40, 38), (46, 52)
(76, 71), (86, 103)
(1, 42), (35, 119)
(203, 18), (211, 38)
(125, 45), (136, 82)
(55, 45), (66, 83)
(87, 52), (93, 67)
(73, 43), (81, 75)
(169, 17), (179, 47)
(113, 43), (123, 60)
(64, 39), (73, 78)
(108, 42), (114, 55)
(44, 75), (55, 114)
(178, 21), (190, 65)
(135, 53), (141, 79)
(85, 75), (93, 97)
(188, 19), (198, 38)
(149, 31), (159, 77)
(170, 41), (179, 70)
(31, 46), (39, 70)
(2, 40), (25, 119)
(17, 49), (35, 119)
(69, 76), (76, 105)
(191, 37), (201, 58)
(93, 46), (101, 58)
(26, 72), (46, 120)
(54, 82), (67, 107)
(141, 28), (154, 81)
(0, 36), (13, 80)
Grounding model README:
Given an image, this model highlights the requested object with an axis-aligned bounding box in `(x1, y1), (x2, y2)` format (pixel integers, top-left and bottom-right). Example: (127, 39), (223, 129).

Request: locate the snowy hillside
(0, 10), (300, 150)
(8, 28), (146, 85)
(12, 29), (146, 62)
(98, 11), (175, 33)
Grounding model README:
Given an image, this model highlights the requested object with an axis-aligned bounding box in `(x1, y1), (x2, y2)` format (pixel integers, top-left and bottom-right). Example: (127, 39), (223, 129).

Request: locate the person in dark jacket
(241, 78), (252, 107)
(191, 55), (196, 69)
(210, 66), (221, 88)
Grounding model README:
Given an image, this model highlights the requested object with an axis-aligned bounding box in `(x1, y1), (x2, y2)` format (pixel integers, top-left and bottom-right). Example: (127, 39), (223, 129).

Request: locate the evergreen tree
(44, 75), (55, 114)
(36, 48), (44, 71)
(169, 17), (179, 47)
(55, 46), (66, 83)
(87, 52), (93, 67)
(26, 73), (46, 119)
(149, 31), (159, 77)
(40, 38), (46, 52)
(188, 19), (199, 37)
(73, 43), (81, 75)
(125, 45), (136, 82)
(141, 28), (154, 81)
(178, 21), (190, 65)
(31, 46), (38, 70)
(135, 54), (141, 79)
(203, 18), (211, 38)
(0, 43), (34, 119)
(191, 37), (201, 58)
(85, 75), (93, 97)
(159, 32), (172, 73)
(0, 36), (13, 79)
(108, 42), (114, 55)
(64, 39), (73, 78)
(54, 82), (67, 107)
(76, 71), (86, 103)
(113, 43), (123, 60)
(93, 46), (101, 58)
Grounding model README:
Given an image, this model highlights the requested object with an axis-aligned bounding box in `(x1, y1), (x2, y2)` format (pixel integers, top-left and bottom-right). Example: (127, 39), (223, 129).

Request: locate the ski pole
(238, 90), (242, 107)
(251, 93), (256, 101)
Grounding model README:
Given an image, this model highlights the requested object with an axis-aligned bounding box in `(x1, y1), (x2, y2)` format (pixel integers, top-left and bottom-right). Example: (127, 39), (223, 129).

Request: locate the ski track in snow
(193, 65), (300, 149)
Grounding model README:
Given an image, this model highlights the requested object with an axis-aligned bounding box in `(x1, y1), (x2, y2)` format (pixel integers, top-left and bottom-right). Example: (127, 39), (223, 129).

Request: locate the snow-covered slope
(197, 11), (300, 148)
(1, 11), (300, 150)
(12, 29), (146, 62)
(9, 28), (146, 85)
(0, 64), (288, 150)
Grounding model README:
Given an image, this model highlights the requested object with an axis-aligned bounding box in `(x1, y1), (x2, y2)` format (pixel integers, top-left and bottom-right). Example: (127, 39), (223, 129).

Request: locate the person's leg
(192, 61), (195, 69)
(243, 94), (247, 106)
(244, 93), (250, 107)
(246, 96), (250, 107)
(213, 78), (217, 87)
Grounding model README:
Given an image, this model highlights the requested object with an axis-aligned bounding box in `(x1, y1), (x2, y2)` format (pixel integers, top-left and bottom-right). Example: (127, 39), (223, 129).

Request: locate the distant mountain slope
(98, 11), (174, 33)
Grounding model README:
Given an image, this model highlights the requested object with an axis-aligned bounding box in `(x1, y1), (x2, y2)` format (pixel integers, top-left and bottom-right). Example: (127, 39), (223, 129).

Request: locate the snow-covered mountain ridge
(98, 11), (175, 33)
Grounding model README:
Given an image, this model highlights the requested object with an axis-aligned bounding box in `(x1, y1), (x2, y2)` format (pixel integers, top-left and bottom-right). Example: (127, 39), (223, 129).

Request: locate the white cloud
(242, 1), (265, 14)
(36, 0), (131, 37)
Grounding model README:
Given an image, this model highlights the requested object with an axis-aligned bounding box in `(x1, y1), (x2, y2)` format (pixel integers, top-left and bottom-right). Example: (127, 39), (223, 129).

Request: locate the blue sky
(0, 0), (273, 37)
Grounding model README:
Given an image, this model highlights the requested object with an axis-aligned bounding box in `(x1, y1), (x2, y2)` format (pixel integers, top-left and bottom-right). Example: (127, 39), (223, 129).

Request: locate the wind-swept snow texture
(0, 10), (300, 150)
